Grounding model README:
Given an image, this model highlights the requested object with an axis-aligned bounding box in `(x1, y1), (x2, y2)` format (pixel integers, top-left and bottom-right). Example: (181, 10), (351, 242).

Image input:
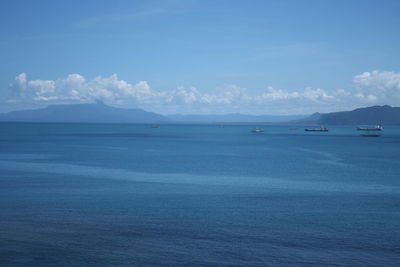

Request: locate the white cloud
(257, 86), (300, 101)
(352, 70), (400, 104)
(9, 70), (400, 114)
(15, 73), (27, 90)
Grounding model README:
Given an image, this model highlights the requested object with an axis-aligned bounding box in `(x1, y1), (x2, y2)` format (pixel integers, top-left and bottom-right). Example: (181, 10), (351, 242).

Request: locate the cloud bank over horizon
(8, 70), (400, 115)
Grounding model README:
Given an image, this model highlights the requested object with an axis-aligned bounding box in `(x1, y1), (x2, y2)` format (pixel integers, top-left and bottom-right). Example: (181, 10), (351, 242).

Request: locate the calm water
(0, 123), (399, 266)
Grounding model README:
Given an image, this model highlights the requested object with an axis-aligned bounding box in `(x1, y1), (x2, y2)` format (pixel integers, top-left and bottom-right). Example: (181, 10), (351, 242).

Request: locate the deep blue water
(0, 123), (399, 266)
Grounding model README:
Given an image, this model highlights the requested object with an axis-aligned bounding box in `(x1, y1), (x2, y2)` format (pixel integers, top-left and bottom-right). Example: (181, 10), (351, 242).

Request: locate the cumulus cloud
(15, 73), (27, 90)
(8, 70), (400, 114)
(352, 70), (400, 104)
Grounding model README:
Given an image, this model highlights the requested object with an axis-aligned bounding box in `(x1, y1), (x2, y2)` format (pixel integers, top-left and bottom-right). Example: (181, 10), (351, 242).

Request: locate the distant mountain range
(0, 104), (307, 123)
(0, 102), (167, 123)
(0, 103), (399, 125)
(166, 113), (308, 123)
(297, 105), (400, 125)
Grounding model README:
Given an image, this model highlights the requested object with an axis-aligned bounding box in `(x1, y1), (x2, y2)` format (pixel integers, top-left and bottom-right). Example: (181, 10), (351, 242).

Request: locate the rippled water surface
(1, 123), (399, 266)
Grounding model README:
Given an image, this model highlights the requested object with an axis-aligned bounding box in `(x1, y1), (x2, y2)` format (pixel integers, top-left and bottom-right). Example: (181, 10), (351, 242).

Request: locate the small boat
(357, 125), (383, 131)
(251, 128), (264, 133)
(361, 133), (381, 137)
(360, 128), (382, 137)
(304, 126), (328, 132)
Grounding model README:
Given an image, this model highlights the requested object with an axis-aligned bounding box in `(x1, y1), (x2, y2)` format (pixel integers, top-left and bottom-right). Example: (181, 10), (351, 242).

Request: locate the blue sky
(1, 0), (400, 114)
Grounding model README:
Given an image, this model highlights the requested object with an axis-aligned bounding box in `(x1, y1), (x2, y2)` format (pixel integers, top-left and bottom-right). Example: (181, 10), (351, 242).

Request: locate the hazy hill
(0, 102), (167, 123)
(167, 113), (308, 123)
(294, 105), (400, 125)
(291, 112), (322, 124)
(2, 103), (398, 125)
(316, 105), (400, 125)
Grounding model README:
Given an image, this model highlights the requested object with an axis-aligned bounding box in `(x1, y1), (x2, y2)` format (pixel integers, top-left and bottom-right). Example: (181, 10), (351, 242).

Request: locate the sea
(0, 123), (399, 266)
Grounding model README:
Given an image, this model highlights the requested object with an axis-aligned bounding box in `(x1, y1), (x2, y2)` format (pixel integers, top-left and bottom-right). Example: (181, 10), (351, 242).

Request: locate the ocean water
(0, 123), (399, 266)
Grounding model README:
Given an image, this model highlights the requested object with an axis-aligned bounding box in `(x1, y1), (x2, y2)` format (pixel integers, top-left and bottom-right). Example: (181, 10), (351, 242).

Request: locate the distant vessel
(359, 125), (382, 137)
(357, 124), (383, 131)
(251, 128), (264, 133)
(304, 126), (328, 132)
(361, 133), (381, 137)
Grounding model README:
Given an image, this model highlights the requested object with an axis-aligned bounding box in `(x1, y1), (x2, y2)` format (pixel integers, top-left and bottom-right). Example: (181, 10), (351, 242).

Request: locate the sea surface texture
(0, 123), (399, 266)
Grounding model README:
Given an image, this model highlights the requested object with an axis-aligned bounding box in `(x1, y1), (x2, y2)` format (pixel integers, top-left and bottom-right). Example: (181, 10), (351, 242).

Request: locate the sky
(1, 0), (400, 115)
